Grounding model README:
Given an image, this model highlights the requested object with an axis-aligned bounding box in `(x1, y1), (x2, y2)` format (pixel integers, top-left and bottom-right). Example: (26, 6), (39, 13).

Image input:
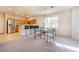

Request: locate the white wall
(36, 10), (72, 37)
(56, 10), (72, 37)
(0, 13), (5, 34)
(72, 7), (79, 40)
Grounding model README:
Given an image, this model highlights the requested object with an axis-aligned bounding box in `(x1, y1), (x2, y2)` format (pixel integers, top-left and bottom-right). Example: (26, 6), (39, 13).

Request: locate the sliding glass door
(44, 16), (58, 28)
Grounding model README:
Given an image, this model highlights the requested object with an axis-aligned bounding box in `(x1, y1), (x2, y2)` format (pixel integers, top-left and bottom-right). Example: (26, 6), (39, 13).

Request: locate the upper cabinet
(16, 19), (36, 24)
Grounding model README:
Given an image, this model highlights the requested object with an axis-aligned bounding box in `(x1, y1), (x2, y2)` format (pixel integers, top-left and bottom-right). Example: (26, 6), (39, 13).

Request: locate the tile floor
(0, 33), (79, 52)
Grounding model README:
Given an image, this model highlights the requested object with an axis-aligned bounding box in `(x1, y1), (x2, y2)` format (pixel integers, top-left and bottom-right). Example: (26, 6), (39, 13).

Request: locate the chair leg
(46, 40), (48, 43)
(53, 36), (55, 41)
(46, 35), (49, 43)
(40, 34), (42, 39)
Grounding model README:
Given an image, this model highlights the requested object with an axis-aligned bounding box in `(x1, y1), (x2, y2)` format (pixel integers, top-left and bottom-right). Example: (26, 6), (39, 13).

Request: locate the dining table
(34, 28), (56, 42)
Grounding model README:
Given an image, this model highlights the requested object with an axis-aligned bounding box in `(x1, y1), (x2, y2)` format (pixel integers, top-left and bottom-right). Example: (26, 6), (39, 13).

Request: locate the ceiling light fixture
(22, 14), (26, 16)
(50, 6), (54, 8)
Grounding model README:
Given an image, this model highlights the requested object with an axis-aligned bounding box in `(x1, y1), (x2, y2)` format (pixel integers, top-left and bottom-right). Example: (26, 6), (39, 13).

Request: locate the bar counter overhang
(19, 24), (39, 36)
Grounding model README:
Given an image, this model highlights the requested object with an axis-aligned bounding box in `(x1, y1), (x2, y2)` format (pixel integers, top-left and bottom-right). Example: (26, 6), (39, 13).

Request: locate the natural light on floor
(55, 42), (79, 52)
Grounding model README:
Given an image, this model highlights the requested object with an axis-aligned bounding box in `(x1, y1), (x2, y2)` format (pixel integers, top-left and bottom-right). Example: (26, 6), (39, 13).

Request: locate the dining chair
(43, 28), (56, 42)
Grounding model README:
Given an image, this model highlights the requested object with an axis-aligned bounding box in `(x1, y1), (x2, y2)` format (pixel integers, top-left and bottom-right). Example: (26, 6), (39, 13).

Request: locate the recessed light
(22, 14), (25, 16)
(15, 12), (18, 15)
(8, 8), (12, 10)
(26, 16), (30, 17)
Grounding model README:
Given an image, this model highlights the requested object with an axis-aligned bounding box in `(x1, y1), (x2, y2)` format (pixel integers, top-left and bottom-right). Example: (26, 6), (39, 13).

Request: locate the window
(44, 16), (58, 28)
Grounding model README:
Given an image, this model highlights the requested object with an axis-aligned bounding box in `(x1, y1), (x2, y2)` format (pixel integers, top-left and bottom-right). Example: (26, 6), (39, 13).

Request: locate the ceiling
(0, 6), (74, 17)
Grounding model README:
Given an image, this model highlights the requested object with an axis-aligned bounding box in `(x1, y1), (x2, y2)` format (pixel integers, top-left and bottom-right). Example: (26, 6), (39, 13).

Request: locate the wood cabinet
(16, 19), (36, 24)
(16, 20), (25, 24)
